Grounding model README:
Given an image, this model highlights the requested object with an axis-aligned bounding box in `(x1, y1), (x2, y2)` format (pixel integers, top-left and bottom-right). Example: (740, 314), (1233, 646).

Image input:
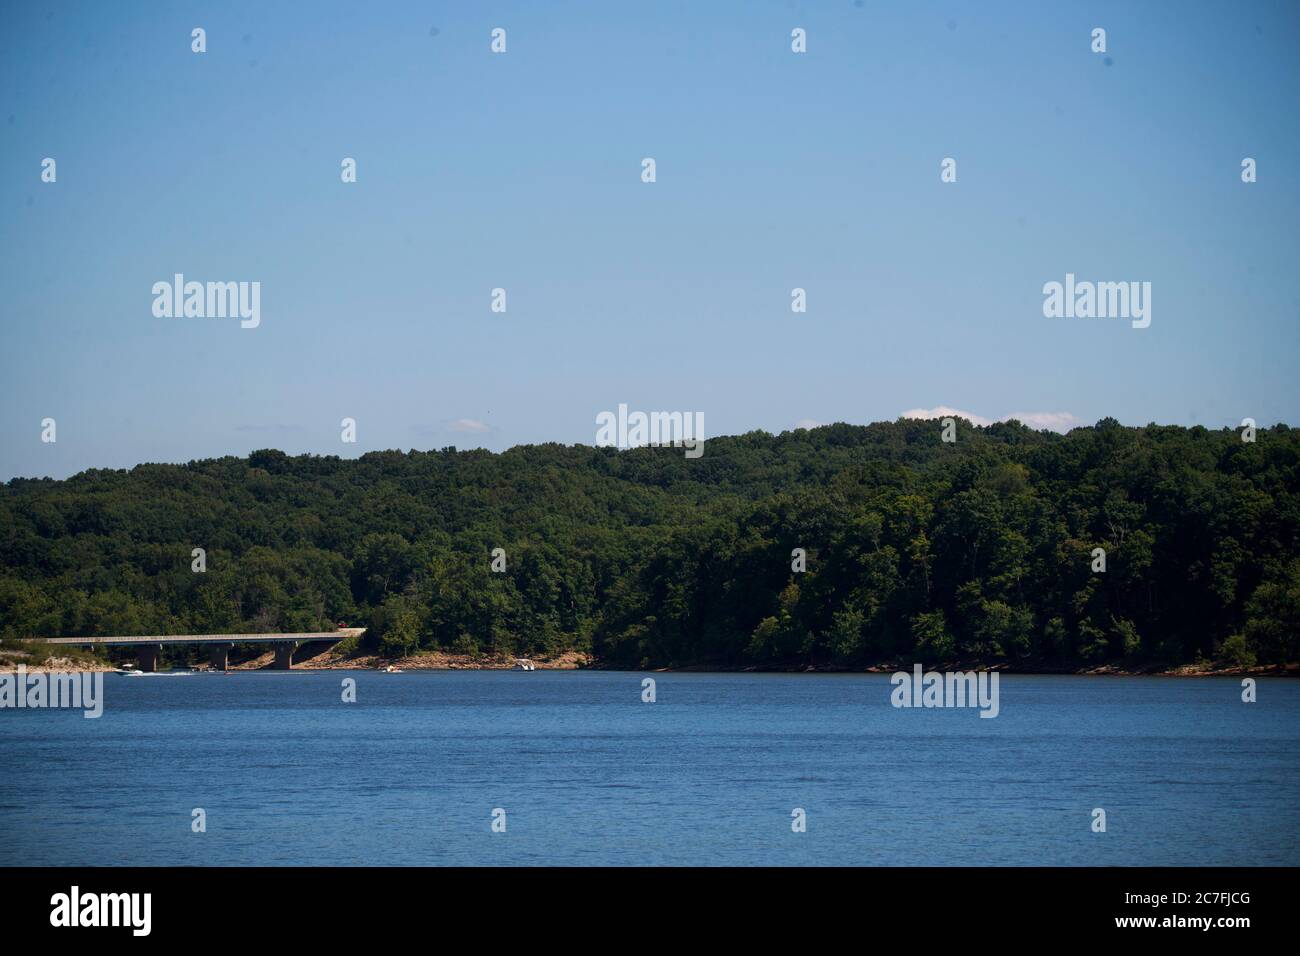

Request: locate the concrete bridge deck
(38, 628), (365, 671)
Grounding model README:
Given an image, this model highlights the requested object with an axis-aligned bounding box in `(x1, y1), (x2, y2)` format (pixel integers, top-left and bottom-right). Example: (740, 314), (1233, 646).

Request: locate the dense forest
(2, 418), (1298, 670)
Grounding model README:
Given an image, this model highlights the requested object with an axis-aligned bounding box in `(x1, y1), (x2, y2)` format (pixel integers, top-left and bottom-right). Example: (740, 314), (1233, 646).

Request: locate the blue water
(1, 671), (1297, 866)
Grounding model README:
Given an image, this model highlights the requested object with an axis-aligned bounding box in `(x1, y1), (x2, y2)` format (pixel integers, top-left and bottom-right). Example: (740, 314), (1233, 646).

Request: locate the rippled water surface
(2, 671), (1296, 865)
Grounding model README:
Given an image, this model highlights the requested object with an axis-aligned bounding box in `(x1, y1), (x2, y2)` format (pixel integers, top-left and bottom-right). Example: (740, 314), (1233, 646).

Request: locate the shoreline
(5, 650), (1290, 677)
(232, 647), (1298, 677)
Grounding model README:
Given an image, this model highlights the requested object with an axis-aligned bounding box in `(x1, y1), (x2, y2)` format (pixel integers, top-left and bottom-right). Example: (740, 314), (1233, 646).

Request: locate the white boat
(381, 665), (403, 673)
(513, 659), (536, 671)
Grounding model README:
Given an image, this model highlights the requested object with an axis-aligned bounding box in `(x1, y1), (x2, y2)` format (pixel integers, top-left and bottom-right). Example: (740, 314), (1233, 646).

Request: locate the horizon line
(6, 415), (1286, 485)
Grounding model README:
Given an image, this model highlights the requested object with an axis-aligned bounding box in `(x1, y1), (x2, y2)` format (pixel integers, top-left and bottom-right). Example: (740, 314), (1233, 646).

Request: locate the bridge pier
(272, 642), (299, 670)
(208, 642), (234, 671)
(136, 644), (162, 673)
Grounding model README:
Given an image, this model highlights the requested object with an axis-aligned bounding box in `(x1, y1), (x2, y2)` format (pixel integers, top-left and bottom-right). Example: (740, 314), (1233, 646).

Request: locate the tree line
(2, 418), (1297, 670)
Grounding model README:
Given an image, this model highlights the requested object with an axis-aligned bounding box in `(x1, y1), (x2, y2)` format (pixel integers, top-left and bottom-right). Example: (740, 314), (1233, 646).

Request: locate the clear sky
(2, 1), (1297, 480)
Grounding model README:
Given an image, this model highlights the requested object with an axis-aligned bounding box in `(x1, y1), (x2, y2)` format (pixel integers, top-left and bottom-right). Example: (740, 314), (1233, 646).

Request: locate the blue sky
(2, 1), (1297, 480)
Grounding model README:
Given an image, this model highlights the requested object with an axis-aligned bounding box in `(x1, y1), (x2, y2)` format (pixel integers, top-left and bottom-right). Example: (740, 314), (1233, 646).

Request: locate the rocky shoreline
(2, 647), (1293, 677)
(228, 647), (592, 671)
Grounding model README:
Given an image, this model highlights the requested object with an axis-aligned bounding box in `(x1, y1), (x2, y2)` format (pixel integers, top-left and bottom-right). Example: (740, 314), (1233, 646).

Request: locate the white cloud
(448, 418), (491, 434)
(900, 406), (1082, 433)
(901, 406), (996, 427)
(1005, 410), (1083, 432)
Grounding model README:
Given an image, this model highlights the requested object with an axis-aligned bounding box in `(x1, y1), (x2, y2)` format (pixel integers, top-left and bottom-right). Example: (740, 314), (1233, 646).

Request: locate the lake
(1, 671), (1296, 866)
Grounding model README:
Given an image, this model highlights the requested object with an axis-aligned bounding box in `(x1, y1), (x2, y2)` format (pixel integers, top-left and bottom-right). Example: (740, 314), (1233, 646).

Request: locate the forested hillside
(2, 418), (1297, 669)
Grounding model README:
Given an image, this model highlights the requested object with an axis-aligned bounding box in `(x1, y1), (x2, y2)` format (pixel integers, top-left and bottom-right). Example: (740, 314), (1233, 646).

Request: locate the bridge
(38, 628), (366, 672)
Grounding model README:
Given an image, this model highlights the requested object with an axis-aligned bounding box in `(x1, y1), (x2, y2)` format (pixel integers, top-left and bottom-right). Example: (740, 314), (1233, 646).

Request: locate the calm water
(1, 671), (1297, 866)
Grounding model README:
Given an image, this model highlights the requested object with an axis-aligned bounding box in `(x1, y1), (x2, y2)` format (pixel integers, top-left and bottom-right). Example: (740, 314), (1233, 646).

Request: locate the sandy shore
(0, 654), (118, 674)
